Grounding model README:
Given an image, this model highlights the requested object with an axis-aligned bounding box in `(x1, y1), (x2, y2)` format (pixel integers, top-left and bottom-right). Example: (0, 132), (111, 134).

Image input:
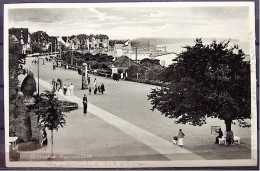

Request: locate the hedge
(125, 77), (168, 87)
(60, 101), (78, 111)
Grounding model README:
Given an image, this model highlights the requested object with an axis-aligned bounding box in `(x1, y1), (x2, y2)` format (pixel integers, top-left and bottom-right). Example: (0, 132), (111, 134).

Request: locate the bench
(9, 137), (18, 149)
(234, 136), (241, 144)
(218, 136), (240, 145)
(218, 137), (227, 145)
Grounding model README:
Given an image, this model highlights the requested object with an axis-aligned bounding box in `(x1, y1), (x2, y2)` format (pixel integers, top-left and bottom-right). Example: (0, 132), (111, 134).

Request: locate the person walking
(101, 83), (105, 95)
(41, 128), (48, 147)
(215, 128), (223, 144)
(177, 129), (185, 148)
(50, 79), (56, 91)
(94, 85), (97, 95)
(87, 76), (90, 86)
(53, 63), (56, 70)
(98, 85), (101, 95)
(69, 83), (74, 96)
(57, 78), (61, 91)
(83, 94), (88, 115)
(66, 85), (70, 96)
(63, 84), (67, 95)
(89, 87), (92, 95)
(94, 78), (97, 88)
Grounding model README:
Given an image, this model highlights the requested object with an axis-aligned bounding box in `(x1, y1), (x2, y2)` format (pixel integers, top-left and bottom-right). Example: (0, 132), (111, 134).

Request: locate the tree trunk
(51, 130), (53, 158)
(225, 119), (232, 132)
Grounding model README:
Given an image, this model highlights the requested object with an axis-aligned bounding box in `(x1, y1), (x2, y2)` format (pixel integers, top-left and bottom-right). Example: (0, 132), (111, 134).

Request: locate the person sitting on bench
(215, 128), (223, 144)
(226, 130), (234, 145)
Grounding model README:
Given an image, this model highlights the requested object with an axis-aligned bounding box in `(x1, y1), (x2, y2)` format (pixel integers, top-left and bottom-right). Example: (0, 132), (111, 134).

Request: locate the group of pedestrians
(89, 78), (105, 95)
(82, 78), (106, 116)
(215, 128), (235, 145)
(32, 60), (38, 64)
(50, 78), (74, 96)
(53, 62), (62, 70)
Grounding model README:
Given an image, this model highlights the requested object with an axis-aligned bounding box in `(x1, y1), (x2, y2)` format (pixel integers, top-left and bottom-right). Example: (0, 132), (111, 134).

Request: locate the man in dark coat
(87, 76), (91, 85)
(101, 83), (105, 95)
(83, 94), (88, 115)
(215, 128), (223, 144)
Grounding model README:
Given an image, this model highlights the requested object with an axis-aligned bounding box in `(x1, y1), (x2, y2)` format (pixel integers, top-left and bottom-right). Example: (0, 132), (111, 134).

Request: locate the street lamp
(81, 63), (88, 90)
(71, 49), (73, 66)
(37, 57), (45, 95)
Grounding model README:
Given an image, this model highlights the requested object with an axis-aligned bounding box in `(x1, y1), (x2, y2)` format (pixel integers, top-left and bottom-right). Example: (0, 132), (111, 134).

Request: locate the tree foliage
(145, 66), (163, 81)
(9, 40), (30, 139)
(128, 64), (146, 79)
(31, 42), (46, 53)
(33, 90), (69, 131)
(148, 39), (251, 131)
(140, 58), (161, 67)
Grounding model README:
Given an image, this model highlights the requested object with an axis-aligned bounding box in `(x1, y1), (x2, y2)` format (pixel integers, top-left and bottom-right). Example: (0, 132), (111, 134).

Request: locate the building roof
(77, 34), (88, 42)
(70, 35), (79, 40)
(9, 28), (30, 44)
(62, 36), (70, 43)
(113, 56), (138, 68)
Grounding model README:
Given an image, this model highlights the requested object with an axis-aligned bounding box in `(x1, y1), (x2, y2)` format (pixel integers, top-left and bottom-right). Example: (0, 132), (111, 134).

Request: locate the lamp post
(81, 63), (88, 90)
(71, 50), (73, 66)
(37, 57), (45, 95)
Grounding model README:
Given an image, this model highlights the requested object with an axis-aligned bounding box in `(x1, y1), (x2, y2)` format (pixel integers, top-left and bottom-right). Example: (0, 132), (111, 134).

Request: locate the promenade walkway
(18, 57), (252, 161)
(19, 77), (203, 161)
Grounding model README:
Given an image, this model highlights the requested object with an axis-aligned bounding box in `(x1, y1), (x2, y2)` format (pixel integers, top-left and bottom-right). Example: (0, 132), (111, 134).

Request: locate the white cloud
(8, 6), (251, 41)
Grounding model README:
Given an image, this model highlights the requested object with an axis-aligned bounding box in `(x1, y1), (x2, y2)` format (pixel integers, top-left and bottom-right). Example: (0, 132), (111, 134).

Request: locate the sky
(8, 4), (251, 42)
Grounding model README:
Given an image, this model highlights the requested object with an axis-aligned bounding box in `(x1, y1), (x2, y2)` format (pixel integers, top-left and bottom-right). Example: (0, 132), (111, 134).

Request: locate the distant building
(70, 35), (80, 50)
(155, 45), (167, 52)
(130, 51), (151, 62)
(31, 31), (50, 51)
(9, 28), (31, 54)
(150, 52), (177, 67)
(88, 34), (96, 49)
(61, 36), (72, 49)
(77, 34), (89, 50)
(48, 36), (58, 52)
(111, 56), (137, 73)
(98, 34), (109, 48)
(114, 43), (131, 56)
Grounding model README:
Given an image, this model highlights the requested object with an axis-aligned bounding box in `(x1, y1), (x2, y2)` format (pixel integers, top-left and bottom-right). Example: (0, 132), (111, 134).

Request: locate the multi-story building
(9, 28), (31, 54)
(70, 35), (81, 50)
(77, 34), (89, 50)
(130, 51), (151, 62)
(61, 36), (72, 49)
(31, 31), (50, 51)
(48, 36), (58, 53)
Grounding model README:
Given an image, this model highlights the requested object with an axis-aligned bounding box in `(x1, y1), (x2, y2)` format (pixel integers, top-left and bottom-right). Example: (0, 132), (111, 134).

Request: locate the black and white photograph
(4, 2), (257, 168)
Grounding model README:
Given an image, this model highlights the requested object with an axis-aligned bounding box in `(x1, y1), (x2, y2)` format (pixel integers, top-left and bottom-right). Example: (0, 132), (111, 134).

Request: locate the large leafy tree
(148, 39), (251, 131)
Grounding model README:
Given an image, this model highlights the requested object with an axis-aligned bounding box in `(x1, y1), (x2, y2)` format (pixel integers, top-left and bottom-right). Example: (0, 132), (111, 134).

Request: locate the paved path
(20, 58), (252, 160)
(33, 77), (203, 160)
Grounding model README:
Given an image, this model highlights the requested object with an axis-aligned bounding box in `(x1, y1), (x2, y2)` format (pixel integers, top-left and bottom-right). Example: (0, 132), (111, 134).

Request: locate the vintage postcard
(4, 2), (257, 168)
